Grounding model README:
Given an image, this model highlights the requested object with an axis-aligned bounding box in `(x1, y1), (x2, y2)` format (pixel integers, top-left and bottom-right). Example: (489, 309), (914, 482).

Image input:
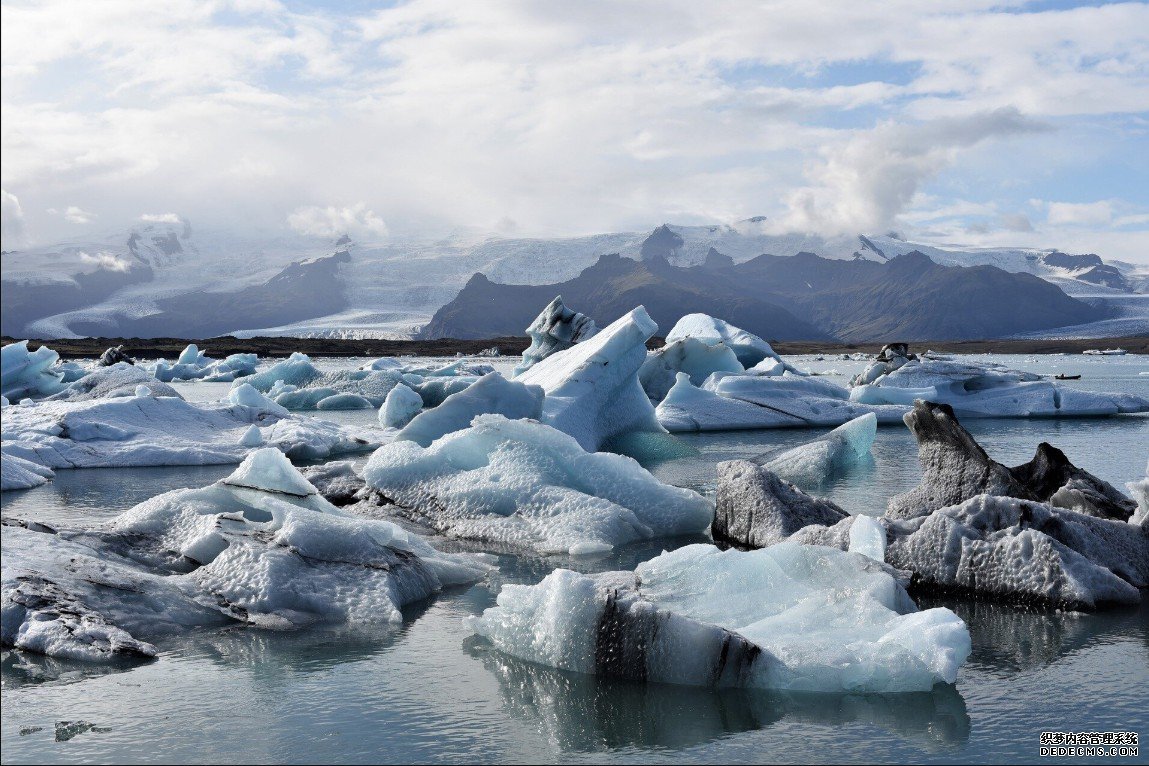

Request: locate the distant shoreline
(5, 334), (1148, 359)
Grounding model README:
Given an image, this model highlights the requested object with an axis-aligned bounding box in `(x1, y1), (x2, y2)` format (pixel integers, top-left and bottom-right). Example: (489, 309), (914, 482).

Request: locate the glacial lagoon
(2, 353), (1146, 765)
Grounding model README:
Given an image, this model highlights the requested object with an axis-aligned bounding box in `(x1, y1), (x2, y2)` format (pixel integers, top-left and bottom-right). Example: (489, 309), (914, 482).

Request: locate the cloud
(78, 251), (132, 271)
(286, 204), (389, 240)
(999, 213), (1034, 233)
(772, 108), (1048, 235)
(1, 189), (25, 247)
(64, 206), (96, 224)
(1046, 200), (1113, 227)
(140, 212), (182, 223)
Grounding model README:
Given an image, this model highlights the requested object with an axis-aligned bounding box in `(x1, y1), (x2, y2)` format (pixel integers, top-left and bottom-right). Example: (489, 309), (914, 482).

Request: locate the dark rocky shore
(4, 334), (1147, 359)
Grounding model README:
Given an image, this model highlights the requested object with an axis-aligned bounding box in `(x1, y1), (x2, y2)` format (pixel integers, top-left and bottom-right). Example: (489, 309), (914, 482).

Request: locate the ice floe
(1, 449), (487, 660)
(467, 543), (970, 693)
(362, 414), (712, 555)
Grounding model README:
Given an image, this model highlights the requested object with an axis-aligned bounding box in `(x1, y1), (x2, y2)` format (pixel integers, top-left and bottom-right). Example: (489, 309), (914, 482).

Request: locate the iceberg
(48, 363), (183, 402)
(97, 345), (135, 367)
(850, 355), (1149, 418)
(513, 296), (598, 377)
(656, 372), (908, 432)
(1, 446), (55, 491)
(664, 314), (803, 372)
(888, 401), (1138, 522)
(712, 460), (849, 548)
(467, 543), (970, 693)
(1129, 462), (1149, 528)
(638, 337), (743, 401)
(396, 372), (544, 447)
(150, 345), (259, 383)
(362, 414), (713, 555)
(516, 307), (667, 452)
(1, 392), (383, 469)
(763, 413), (877, 487)
(380, 383), (424, 428)
(1, 341), (68, 400)
(242, 352), (323, 391)
(1, 449), (487, 661)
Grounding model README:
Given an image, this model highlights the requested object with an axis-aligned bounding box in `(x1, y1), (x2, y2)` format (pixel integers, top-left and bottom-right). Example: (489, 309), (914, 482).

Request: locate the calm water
(2, 353), (1147, 764)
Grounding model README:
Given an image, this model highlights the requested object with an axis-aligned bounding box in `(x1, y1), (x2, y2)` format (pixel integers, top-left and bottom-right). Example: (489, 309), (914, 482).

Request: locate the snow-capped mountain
(2, 218), (1145, 340)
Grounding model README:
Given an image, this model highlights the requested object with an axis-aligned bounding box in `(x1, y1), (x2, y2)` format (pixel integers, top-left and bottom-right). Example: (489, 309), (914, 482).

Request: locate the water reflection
(1, 649), (152, 689)
(469, 642), (970, 753)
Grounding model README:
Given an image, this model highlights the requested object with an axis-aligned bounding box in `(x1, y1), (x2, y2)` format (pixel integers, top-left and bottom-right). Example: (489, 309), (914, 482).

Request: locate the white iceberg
(656, 372), (908, 432)
(467, 543), (970, 693)
(513, 296), (598, 377)
(1128, 461), (1149, 528)
(47, 363), (183, 401)
(380, 383), (424, 429)
(516, 307), (666, 452)
(638, 337), (743, 401)
(1, 341), (68, 400)
(1, 393), (383, 469)
(396, 372), (544, 447)
(150, 345), (259, 383)
(850, 358), (1149, 418)
(1, 449), (487, 661)
(763, 413), (877, 487)
(362, 414), (713, 555)
(664, 314), (804, 373)
(1, 447), (55, 491)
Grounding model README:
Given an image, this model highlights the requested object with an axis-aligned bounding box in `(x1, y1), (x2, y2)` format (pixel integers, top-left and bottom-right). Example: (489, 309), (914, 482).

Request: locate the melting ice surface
(2, 352), (1147, 764)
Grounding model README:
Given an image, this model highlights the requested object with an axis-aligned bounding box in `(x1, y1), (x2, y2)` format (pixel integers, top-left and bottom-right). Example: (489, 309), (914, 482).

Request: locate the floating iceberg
(97, 345), (134, 367)
(468, 543), (970, 693)
(1, 449), (487, 661)
(1129, 462), (1149, 528)
(656, 372), (908, 432)
(516, 307), (667, 452)
(664, 314), (803, 372)
(242, 352), (323, 391)
(513, 296), (598, 377)
(396, 373), (544, 447)
(850, 354), (1149, 418)
(763, 413), (877, 487)
(1, 447), (55, 491)
(47, 363), (183, 402)
(150, 345), (259, 383)
(1, 392), (382, 469)
(1, 341), (67, 400)
(362, 415), (712, 555)
(712, 460), (849, 548)
(888, 401), (1138, 522)
(638, 337), (743, 401)
(380, 383), (424, 429)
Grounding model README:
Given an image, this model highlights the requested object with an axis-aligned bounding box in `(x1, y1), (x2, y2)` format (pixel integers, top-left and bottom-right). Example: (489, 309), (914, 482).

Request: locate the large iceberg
(1, 446), (55, 491)
(362, 414), (713, 555)
(656, 372), (908, 432)
(468, 543), (970, 693)
(888, 401), (1138, 522)
(516, 307), (667, 452)
(763, 413), (877, 487)
(664, 314), (802, 372)
(1, 449), (487, 661)
(513, 296), (598, 377)
(638, 337), (743, 401)
(47, 363), (183, 402)
(1, 341), (68, 400)
(396, 372), (544, 447)
(1, 391), (383, 469)
(850, 353), (1149, 418)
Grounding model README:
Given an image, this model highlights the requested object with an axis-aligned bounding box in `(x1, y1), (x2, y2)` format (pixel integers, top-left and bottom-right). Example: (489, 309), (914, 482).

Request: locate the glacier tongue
(468, 543), (971, 693)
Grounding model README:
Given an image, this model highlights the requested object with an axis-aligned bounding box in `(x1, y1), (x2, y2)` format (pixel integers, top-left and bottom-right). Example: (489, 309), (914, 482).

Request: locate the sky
(2, 0), (1148, 262)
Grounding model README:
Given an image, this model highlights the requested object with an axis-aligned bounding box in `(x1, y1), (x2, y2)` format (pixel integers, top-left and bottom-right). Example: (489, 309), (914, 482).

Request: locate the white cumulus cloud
(287, 204), (388, 240)
(1, 189), (26, 248)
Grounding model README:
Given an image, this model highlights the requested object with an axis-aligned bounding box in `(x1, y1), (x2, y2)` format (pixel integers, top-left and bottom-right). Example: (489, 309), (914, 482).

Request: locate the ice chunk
(516, 307), (666, 452)
(850, 356), (1149, 418)
(713, 460), (848, 548)
(239, 424), (263, 447)
(380, 383), (423, 428)
(889, 401), (1137, 521)
(1128, 461), (1149, 528)
(223, 447), (319, 497)
(513, 296), (598, 377)
(362, 414), (712, 555)
(2, 460), (487, 660)
(656, 372), (907, 432)
(228, 383), (290, 417)
(849, 514), (887, 561)
(98, 345), (135, 367)
(47, 364), (183, 401)
(150, 347), (259, 383)
(316, 393), (375, 410)
(396, 373), (544, 447)
(638, 337), (743, 401)
(242, 352), (324, 391)
(664, 314), (804, 372)
(468, 543), (970, 693)
(362, 357), (404, 371)
(1, 341), (68, 400)
(1, 447), (54, 491)
(763, 413), (877, 487)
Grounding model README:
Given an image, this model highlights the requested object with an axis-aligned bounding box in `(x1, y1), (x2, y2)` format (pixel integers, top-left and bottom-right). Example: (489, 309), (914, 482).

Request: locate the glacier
(467, 543), (971, 693)
(361, 414), (713, 555)
(1, 449), (488, 661)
